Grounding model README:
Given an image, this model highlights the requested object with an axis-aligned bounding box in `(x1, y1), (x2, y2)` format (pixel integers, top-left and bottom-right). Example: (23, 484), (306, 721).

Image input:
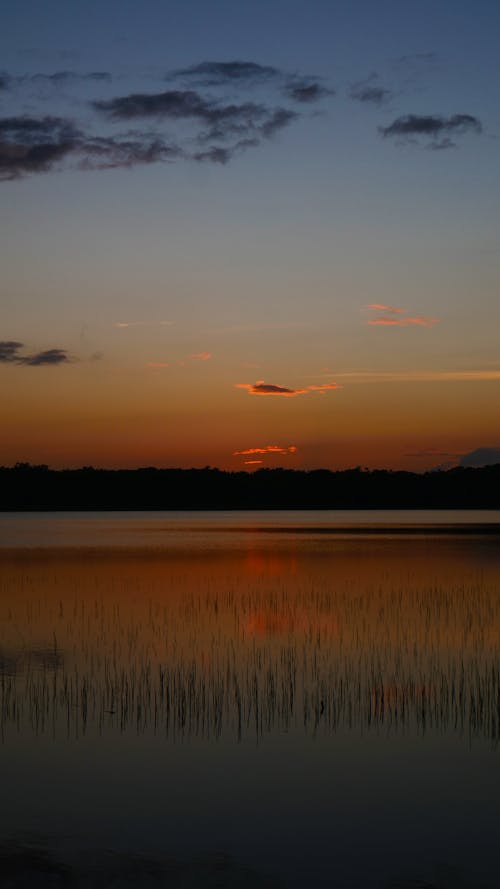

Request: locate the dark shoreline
(1, 463), (500, 511)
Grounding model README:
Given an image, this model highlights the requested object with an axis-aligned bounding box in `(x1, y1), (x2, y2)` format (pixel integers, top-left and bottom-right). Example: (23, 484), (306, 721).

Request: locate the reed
(1, 563), (498, 743)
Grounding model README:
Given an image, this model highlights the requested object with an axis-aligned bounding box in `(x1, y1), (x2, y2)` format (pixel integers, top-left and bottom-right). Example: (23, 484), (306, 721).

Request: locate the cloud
(395, 52), (437, 65)
(368, 316), (439, 327)
(284, 81), (334, 103)
(189, 352), (212, 361)
(405, 449), (462, 458)
(1, 71), (111, 89)
(171, 60), (280, 86)
(92, 89), (294, 138)
(77, 135), (182, 170)
(18, 348), (70, 366)
(235, 380), (341, 397)
(244, 460), (263, 465)
(0, 341), (70, 365)
(235, 381), (308, 397)
(459, 447), (500, 468)
(0, 341), (23, 362)
(321, 369), (500, 383)
(92, 89), (298, 162)
(114, 320), (172, 328)
(233, 445), (297, 456)
(379, 113), (482, 148)
(366, 303), (405, 313)
(0, 115), (82, 180)
(1, 59), (329, 182)
(350, 75), (392, 106)
(0, 114), (181, 180)
(29, 70), (111, 84)
(366, 304), (439, 327)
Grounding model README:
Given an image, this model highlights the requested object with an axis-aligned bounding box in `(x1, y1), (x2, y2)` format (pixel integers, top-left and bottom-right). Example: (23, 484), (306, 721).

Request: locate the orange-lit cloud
(320, 369), (500, 383)
(368, 316), (439, 327)
(234, 445), (297, 456)
(189, 351), (212, 361)
(235, 381), (308, 397)
(366, 303), (405, 313)
(244, 460), (263, 465)
(235, 380), (341, 397)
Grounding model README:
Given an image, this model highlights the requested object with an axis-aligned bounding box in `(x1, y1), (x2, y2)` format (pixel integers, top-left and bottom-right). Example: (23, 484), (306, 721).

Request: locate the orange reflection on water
(0, 531), (498, 740)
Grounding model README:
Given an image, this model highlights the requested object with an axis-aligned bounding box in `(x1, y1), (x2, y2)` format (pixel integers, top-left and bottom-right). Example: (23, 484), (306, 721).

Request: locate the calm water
(0, 512), (499, 887)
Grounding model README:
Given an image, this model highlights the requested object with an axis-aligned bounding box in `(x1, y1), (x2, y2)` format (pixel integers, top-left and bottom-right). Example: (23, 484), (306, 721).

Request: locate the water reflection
(0, 521), (498, 888)
(1, 535), (498, 743)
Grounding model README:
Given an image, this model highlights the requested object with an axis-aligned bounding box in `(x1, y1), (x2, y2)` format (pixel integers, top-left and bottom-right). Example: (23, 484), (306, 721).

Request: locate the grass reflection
(0, 540), (498, 743)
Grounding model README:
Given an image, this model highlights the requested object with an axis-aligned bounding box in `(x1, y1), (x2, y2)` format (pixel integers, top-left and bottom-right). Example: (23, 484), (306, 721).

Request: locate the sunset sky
(1, 0), (499, 472)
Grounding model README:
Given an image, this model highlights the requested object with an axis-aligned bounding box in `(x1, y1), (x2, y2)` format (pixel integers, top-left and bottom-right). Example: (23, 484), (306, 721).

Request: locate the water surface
(0, 512), (498, 887)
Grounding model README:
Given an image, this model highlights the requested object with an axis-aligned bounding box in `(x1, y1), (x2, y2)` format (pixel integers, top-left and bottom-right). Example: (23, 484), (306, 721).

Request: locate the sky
(1, 0), (499, 472)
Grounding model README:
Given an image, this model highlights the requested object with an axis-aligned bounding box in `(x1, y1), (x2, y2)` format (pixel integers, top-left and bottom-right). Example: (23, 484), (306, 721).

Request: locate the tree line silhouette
(1, 462), (499, 509)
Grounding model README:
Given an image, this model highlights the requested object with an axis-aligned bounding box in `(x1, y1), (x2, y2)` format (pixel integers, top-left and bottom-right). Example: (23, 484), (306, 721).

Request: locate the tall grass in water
(0, 550), (498, 742)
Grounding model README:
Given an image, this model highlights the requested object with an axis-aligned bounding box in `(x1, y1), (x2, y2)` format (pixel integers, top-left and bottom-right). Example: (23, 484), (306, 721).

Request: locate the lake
(0, 511), (498, 887)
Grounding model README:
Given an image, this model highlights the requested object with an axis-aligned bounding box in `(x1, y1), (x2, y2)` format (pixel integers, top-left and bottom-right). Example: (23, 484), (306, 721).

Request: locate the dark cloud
(29, 70), (111, 84)
(350, 85), (392, 106)
(18, 348), (70, 366)
(1, 60), (325, 181)
(258, 108), (297, 137)
(171, 60), (280, 86)
(459, 447), (500, 468)
(0, 115), (82, 180)
(0, 341), (70, 365)
(235, 381), (308, 397)
(193, 146), (231, 165)
(0, 114), (182, 179)
(0, 341), (23, 362)
(92, 89), (294, 136)
(0, 73), (11, 90)
(283, 81), (334, 103)
(79, 135), (182, 170)
(93, 89), (298, 159)
(396, 52), (436, 64)
(380, 113), (482, 147)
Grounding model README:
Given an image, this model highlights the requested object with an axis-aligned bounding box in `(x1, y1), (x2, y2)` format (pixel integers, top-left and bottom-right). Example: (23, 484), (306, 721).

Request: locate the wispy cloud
(171, 60), (280, 87)
(0, 340), (70, 365)
(146, 351), (212, 368)
(0, 341), (23, 362)
(171, 60), (334, 106)
(114, 320), (172, 328)
(379, 113), (482, 149)
(233, 445), (297, 456)
(283, 80), (334, 103)
(366, 303), (405, 314)
(244, 460), (263, 465)
(235, 380), (341, 397)
(189, 351), (212, 361)
(366, 304), (439, 327)
(405, 449), (462, 458)
(322, 369), (500, 383)
(368, 316), (439, 327)
(2, 70), (111, 88)
(349, 74), (392, 106)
